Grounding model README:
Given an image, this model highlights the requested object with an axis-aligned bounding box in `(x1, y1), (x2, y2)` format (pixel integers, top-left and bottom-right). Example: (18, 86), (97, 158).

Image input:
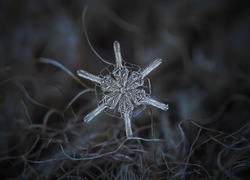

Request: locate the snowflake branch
(140, 97), (169, 111)
(84, 103), (107, 122)
(114, 41), (123, 68)
(77, 69), (102, 84)
(141, 59), (162, 79)
(123, 111), (133, 138)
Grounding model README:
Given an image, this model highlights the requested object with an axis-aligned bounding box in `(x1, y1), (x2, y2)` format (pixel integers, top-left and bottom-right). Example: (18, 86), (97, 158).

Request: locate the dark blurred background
(0, 0), (250, 179)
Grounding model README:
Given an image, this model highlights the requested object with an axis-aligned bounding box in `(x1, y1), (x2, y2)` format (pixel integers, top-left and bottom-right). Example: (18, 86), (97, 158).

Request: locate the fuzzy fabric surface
(0, 0), (250, 179)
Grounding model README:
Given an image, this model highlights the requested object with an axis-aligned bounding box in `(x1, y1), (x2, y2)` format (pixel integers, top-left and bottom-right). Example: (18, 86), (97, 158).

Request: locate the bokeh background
(1, 0), (250, 179)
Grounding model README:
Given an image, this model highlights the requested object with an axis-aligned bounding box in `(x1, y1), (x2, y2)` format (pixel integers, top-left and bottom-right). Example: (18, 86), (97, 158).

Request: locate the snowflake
(77, 41), (168, 138)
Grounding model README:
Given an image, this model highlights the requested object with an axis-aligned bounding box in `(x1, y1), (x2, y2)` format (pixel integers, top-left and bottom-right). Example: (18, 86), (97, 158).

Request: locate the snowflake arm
(84, 102), (107, 123)
(113, 41), (123, 68)
(140, 58), (162, 79)
(77, 69), (101, 84)
(123, 110), (133, 138)
(140, 97), (169, 111)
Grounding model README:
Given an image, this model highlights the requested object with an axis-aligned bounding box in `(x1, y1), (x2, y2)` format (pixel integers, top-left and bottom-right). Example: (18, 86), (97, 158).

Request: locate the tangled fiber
(1, 0), (250, 179)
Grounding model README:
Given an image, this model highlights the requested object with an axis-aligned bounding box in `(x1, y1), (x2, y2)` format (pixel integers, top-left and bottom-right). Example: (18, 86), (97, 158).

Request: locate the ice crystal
(77, 41), (168, 138)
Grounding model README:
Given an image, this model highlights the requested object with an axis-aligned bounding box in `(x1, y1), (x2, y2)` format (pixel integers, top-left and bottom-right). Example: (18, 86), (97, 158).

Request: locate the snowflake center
(120, 86), (126, 94)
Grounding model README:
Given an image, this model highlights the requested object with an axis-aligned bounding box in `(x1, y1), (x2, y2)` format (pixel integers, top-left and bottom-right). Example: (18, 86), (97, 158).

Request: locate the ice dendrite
(77, 41), (168, 138)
